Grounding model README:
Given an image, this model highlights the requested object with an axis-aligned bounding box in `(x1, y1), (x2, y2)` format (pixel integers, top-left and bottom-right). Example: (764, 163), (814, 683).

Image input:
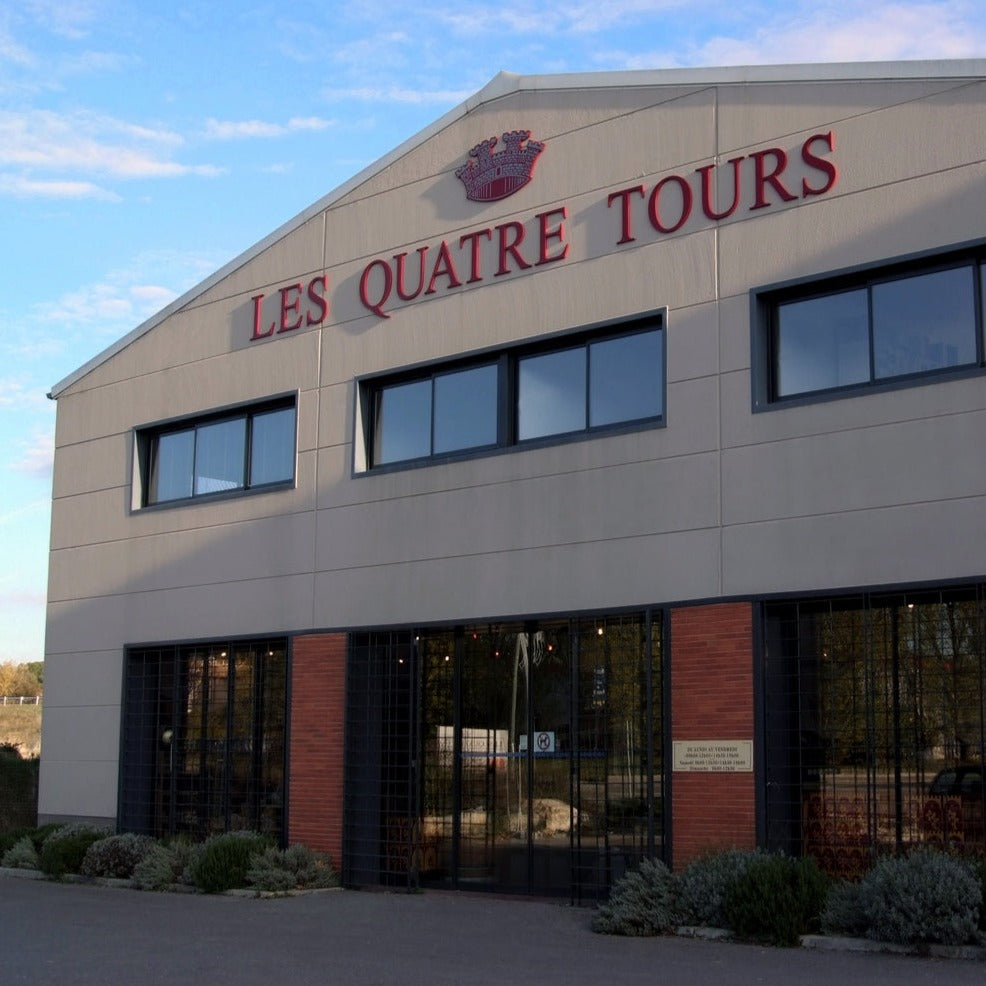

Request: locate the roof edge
(49, 58), (986, 399)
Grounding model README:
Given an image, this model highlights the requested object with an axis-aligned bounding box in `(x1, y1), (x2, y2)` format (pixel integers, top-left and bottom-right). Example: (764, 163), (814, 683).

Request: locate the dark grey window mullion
(972, 262), (986, 366)
(865, 278), (877, 385)
(429, 377), (437, 456)
(584, 341), (592, 431)
(500, 353), (515, 446)
(190, 424), (201, 497)
(241, 412), (252, 490)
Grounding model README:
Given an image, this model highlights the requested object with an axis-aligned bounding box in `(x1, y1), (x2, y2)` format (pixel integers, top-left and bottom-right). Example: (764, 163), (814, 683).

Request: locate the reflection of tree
(812, 595), (981, 774)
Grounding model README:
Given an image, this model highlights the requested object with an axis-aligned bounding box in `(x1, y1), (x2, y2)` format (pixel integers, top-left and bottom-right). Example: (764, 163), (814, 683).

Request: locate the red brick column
(288, 633), (346, 866)
(670, 602), (755, 868)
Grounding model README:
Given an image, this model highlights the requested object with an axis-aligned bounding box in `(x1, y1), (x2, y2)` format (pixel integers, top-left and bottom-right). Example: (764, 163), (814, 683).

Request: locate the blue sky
(2, 0), (985, 664)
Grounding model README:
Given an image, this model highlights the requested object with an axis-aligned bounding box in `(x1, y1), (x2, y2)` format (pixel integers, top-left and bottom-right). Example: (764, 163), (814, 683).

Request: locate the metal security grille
(344, 613), (663, 900)
(119, 639), (287, 840)
(764, 590), (986, 877)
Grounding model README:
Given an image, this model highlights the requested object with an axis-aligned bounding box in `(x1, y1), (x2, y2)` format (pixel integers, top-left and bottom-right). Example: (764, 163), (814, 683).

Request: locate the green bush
(188, 831), (270, 893)
(132, 839), (200, 891)
(820, 879), (869, 937)
(80, 833), (157, 879)
(591, 858), (682, 936)
(857, 848), (981, 946)
(723, 853), (828, 946)
(246, 843), (339, 892)
(0, 745), (39, 835)
(39, 824), (110, 878)
(2, 834), (39, 869)
(971, 857), (986, 932)
(678, 848), (762, 928)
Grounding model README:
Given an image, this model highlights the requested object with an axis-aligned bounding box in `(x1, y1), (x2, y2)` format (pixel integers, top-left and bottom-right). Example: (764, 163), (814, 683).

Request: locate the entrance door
(348, 614), (662, 898)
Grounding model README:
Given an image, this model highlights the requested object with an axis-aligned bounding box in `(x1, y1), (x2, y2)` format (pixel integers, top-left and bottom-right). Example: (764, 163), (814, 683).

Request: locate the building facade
(43, 61), (986, 898)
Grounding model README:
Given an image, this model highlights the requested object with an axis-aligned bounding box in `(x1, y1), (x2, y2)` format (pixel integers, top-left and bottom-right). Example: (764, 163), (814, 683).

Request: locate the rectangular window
(120, 638), (287, 840)
(138, 397), (296, 506)
(757, 246), (986, 407)
(362, 314), (665, 470)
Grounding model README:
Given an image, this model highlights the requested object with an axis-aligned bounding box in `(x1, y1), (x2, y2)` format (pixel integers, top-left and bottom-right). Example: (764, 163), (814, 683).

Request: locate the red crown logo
(455, 130), (544, 202)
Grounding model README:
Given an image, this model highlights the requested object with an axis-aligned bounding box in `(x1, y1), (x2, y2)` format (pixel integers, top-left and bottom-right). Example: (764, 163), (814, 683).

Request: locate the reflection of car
(922, 766), (984, 848)
(929, 765), (983, 799)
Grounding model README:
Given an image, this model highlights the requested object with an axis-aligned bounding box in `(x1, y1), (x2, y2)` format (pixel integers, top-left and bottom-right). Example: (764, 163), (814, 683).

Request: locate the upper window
(137, 397), (296, 507)
(361, 314), (665, 470)
(757, 247), (986, 407)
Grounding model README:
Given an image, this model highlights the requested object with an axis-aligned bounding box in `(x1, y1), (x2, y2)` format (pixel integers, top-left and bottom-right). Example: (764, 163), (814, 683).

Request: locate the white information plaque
(672, 740), (753, 772)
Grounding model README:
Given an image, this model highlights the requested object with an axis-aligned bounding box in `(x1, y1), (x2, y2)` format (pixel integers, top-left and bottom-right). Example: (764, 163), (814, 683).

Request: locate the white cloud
(322, 85), (472, 106)
(0, 173), (118, 199)
(203, 116), (334, 140)
(22, 0), (100, 41)
(22, 250), (219, 346)
(695, 3), (986, 64)
(608, 1), (986, 69)
(0, 109), (222, 186)
(10, 431), (54, 481)
(432, 0), (691, 37)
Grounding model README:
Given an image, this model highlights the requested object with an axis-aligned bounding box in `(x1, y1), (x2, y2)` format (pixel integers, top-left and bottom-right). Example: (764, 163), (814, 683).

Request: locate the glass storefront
(345, 613), (663, 900)
(764, 589), (986, 877)
(119, 639), (287, 840)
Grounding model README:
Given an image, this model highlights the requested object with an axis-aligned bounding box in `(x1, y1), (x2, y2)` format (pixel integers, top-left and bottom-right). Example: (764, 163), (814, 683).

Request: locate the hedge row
(1, 825), (338, 894)
(593, 847), (986, 948)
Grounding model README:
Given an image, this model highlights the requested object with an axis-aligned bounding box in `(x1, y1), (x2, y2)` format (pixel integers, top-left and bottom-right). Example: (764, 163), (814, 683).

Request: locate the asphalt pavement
(1, 871), (984, 986)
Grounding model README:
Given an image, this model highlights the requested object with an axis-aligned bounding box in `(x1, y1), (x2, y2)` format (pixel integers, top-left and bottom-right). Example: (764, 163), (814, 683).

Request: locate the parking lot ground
(1, 872), (984, 986)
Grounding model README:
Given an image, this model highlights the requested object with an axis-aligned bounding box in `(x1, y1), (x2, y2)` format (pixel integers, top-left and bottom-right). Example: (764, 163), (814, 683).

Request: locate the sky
(2, 0), (985, 665)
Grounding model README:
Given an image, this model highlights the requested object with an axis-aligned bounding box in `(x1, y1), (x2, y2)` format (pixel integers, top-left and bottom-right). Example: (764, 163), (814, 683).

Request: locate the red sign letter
(750, 148), (797, 210)
(360, 259), (393, 318)
(250, 293), (275, 340)
(535, 207), (568, 266)
(801, 132), (838, 197)
(608, 185), (645, 244)
(648, 175), (693, 234)
(306, 275), (329, 326)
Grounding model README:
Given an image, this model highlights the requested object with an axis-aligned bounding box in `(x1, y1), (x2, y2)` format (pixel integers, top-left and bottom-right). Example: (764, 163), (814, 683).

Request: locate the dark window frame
(752, 241), (986, 411)
(358, 310), (666, 473)
(135, 394), (297, 508)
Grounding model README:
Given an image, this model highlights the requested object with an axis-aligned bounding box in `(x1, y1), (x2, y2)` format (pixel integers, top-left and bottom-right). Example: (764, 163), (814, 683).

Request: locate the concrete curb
(0, 866), (341, 897)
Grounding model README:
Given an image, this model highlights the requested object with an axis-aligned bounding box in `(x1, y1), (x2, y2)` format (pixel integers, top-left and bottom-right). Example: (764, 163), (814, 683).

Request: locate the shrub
(969, 857), (986, 933)
(2, 834), (39, 869)
(0, 826), (35, 857)
(246, 843), (339, 892)
(188, 831), (270, 893)
(679, 848), (762, 928)
(723, 853), (828, 946)
(80, 833), (157, 879)
(591, 858), (682, 936)
(0, 745), (39, 834)
(31, 823), (64, 851)
(133, 839), (200, 891)
(857, 848), (981, 946)
(39, 824), (110, 878)
(820, 879), (870, 937)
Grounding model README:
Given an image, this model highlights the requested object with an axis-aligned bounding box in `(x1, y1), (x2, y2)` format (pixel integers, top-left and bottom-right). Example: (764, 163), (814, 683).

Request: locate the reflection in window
(518, 347), (586, 440)
(434, 364), (498, 454)
(764, 253), (985, 404)
(151, 429), (195, 503)
(872, 267), (976, 378)
(590, 330), (664, 426)
(120, 639), (287, 840)
(141, 398), (295, 506)
(251, 406), (297, 487)
(775, 290), (869, 397)
(365, 316), (666, 470)
(194, 417), (246, 494)
(374, 379), (431, 465)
